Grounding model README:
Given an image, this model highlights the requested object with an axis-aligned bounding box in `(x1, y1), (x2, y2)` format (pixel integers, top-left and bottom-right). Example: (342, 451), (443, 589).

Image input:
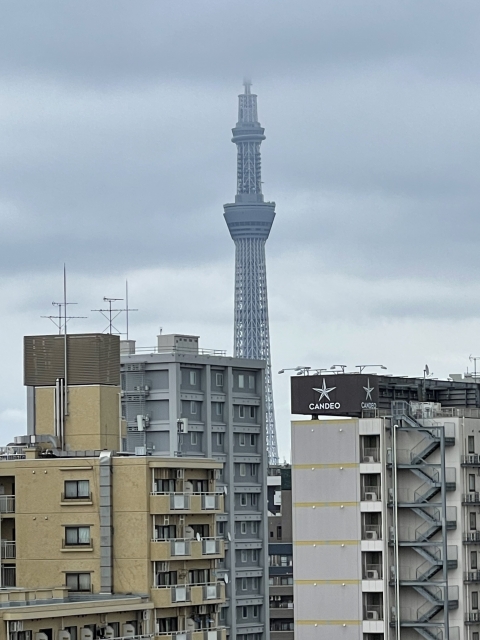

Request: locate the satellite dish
(227, 532), (231, 541)
(224, 574), (229, 584)
(196, 532), (201, 542)
(425, 365), (430, 376)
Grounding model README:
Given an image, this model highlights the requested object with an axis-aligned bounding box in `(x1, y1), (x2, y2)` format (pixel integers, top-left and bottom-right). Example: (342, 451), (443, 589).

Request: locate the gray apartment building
(120, 334), (270, 640)
(267, 466), (293, 640)
(290, 371), (480, 640)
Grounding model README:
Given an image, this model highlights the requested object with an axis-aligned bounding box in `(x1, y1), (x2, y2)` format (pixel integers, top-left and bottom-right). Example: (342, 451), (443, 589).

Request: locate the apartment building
(0, 333), (227, 640)
(267, 466), (293, 640)
(290, 371), (480, 640)
(120, 334), (269, 640)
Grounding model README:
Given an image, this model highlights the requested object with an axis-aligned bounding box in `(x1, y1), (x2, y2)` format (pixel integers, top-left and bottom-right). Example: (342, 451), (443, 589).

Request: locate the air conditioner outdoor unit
(81, 630), (93, 640)
(58, 631), (71, 640)
(365, 492), (378, 501)
(363, 456), (375, 463)
(144, 385), (150, 392)
(177, 469), (185, 479)
(122, 624), (136, 638)
(365, 531), (378, 540)
(199, 605), (207, 615)
(366, 570), (379, 580)
(366, 611), (379, 621)
(143, 610), (151, 621)
(104, 627), (115, 639)
(135, 446), (147, 456)
(163, 516), (170, 525)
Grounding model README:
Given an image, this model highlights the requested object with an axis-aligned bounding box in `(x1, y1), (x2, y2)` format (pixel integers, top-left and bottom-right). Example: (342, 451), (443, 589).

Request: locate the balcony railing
(361, 524), (381, 540)
(361, 486), (381, 502)
(363, 605), (383, 621)
(0, 496), (15, 514)
(0, 447), (25, 461)
(464, 532), (480, 544)
(150, 492), (223, 512)
(202, 583), (222, 600)
(465, 571), (480, 583)
(152, 538), (223, 559)
(156, 629), (225, 640)
(1, 541), (15, 559)
(361, 448), (380, 463)
(465, 612), (480, 623)
(202, 538), (221, 555)
(463, 492), (480, 504)
(363, 564), (382, 580)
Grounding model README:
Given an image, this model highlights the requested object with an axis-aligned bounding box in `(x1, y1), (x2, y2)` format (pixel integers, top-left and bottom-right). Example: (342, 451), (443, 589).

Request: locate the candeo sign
(291, 374), (379, 417)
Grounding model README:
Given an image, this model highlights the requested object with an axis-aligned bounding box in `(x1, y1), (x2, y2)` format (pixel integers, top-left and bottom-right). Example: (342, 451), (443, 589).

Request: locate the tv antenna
(92, 282), (137, 335)
(470, 355), (480, 379)
(41, 266), (87, 334)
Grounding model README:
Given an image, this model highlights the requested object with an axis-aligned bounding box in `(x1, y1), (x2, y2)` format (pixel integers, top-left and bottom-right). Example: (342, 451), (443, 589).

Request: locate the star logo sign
(313, 379), (336, 401)
(363, 379), (374, 401)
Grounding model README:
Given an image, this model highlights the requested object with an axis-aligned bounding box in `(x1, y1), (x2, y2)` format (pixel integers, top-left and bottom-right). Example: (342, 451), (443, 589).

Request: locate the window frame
(473, 591), (479, 610)
(190, 401), (197, 415)
(239, 463), (246, 477)
(250, 434), (256, 447)
(238, 374), (245, 389)
(240, 494), (247, 507)
(251, 522), (258, 535)
(190, 432), (197, 446)
(215, 403), (223, 417)
(469, 436), (476, 454)
(241, 577), (248, 590)
(65, 526), (91, 547)
(251, 493), (258, 507)
(471, 512), (477, 531)
(64, 480), (90, 500)
(216, 432), (223, 446)
(472, 551), (478, 570)
(239, 433), (246, 446)
(241, 550), (248, 563)
(240, 522), (247, 535)
(249, 406), (255, 419)
(239, 406), (245, 419)
(249, 375), (255, 389)
(470, 474), (476, 492)
(66, 572), (91, 592)
(189, 371), (197, 386)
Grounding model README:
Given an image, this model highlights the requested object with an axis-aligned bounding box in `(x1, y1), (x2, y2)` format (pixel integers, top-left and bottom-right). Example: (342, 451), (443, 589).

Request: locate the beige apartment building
(0, 333), (227, 640)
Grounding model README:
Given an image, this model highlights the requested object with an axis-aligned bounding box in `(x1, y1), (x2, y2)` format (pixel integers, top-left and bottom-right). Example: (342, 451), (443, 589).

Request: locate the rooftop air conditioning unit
(363, 456), (375, 463)
(366, 570), (379, 580)
(366, 611), (379, 621)
(365, 492), (378, 501)
(365, 531), (378, 540)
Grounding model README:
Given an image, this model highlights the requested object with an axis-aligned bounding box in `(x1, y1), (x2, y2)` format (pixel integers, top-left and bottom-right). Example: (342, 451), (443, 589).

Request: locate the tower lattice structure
(224, 82), (279, 464)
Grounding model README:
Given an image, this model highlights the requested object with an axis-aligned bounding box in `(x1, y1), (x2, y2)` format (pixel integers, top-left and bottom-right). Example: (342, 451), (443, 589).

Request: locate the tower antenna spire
(224, 81), (279, 464)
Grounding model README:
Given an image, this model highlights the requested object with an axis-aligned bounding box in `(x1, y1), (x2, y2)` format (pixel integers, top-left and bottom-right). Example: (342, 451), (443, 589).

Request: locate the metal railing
(361, 448), (380, 463)
(135, 346), (226, 356)
(0, 447), (25, 460)
(270, 601), (294, 609)
(465, 612), (480, 623)
(363, 564), (382, 580)
(463, 454), (480, 465)
(361, 486), (381, 501)
(463, 492), (480, 503)
(465, 570), (480, 582)
(1, 541), (15, 559)
(464, 531), (480, 543)
(361, 524), (382, 540)
(150, 492), (223, 511)
(0, 496), (15, 514)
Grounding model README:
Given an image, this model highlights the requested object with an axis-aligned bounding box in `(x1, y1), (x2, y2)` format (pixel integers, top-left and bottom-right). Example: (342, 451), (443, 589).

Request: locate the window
(66, 573), (91, 592)
(189, 371), (197, 386)
(216, 373), (224, 387)
(239, 463), (246, 477)
(239, 406), (245, 419)
(190, 432), (197, 445)
(469, 436), (476, 454)
(472, 551), (478, 570)
(249, 406), (255, 419)
(277, 526), (282, 540)
(65, 526), (91, 546)
(241, 551), (248, 563)
(251, 522), (258, 535)
(470, 474), (476, 492)
(474, 633), (479, 640)
(190, 401), (197, 415)
(219, 608), (226, 621)
(253, 606), (259, 618)
(252, 550), (258, 562)
(471, 512), (477, 530)
(473, 591), (479, 610)
(240, 494), (247, 507)
(239, 374), (245, 389)
(217, 521), (225, 537)
(239, 433), (246, 446)
(250, 434), (256, 447)
(251, 494), (258, 507)
(240, 522), (247, 535)
(249, 375), (255, 389)
(157, 618), (178, 633)
(242, 606), (248, 619)
(216, 432), (223, 445)
(241, 578), (248, 590)
(250, 464), (257, 476)
(252, 577), (259, 590)
(216, 403), (223, 416)
(64, 480), (90, 499)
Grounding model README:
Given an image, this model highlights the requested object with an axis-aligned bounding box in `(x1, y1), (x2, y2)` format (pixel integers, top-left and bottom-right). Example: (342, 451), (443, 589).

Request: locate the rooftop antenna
(92, 292), (137, 335)
(470, 355), (480, 379)
(243, 77), (252, 94)
(41, 266), (87, 334)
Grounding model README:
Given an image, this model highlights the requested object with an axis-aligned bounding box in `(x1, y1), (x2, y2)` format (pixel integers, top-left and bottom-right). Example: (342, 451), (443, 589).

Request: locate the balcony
(463, 492), (480, 505)
(150, 493), (224, 514)
(362, 564), (382, 580)
(156, 630), (226, 640)
(361, 448), (380, 463)
(150, 538), (224, 561)
(361, 486), (381, 502)
(462, 455), (480, 467)
(363, 605), (383, 621)
(1, 541), (15, 560)
(0, 496), (15, 514)
(464, 571), (480, 583)
(464, 532), (480, 544)
(152, 583), (225, 608)
(465, 612), (480, 624)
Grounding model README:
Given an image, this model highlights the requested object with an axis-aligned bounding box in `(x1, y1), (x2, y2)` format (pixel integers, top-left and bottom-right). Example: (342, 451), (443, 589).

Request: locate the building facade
(223, 82), (278, 465)
(290, 372), (480, 640)
(120, 334), (270, 640)
(267, 466), (293, 640)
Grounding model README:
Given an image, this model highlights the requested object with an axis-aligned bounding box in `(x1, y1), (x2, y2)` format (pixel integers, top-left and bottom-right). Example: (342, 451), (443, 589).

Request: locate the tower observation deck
(224, 81), (278, 464)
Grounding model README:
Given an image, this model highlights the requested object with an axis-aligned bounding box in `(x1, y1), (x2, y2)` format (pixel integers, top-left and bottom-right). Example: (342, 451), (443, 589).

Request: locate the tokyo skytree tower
(224, 81), (279, 464)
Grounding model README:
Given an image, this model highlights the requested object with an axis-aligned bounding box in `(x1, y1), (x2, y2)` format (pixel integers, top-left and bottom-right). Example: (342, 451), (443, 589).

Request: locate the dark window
(66, 573), (91, 592)
(249, 406), (256, 419)
(157, 618), (178, 633)
(250, 434), (256, 446)
(65, 526), (90, 546)
(277, 526), (282, 540)
(473, 633), (479, 640)
(64, 480), (90, 499)
(472, 551), (478, 570)
(470, 475), (476, 492)
(469, 436), (475, 454)
(471, 512), (477, 531)
(473, 591), (479, 610)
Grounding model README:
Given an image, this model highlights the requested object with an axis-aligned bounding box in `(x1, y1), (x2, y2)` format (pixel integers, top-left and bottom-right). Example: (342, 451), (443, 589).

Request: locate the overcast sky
(1, 1), (480, 458)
